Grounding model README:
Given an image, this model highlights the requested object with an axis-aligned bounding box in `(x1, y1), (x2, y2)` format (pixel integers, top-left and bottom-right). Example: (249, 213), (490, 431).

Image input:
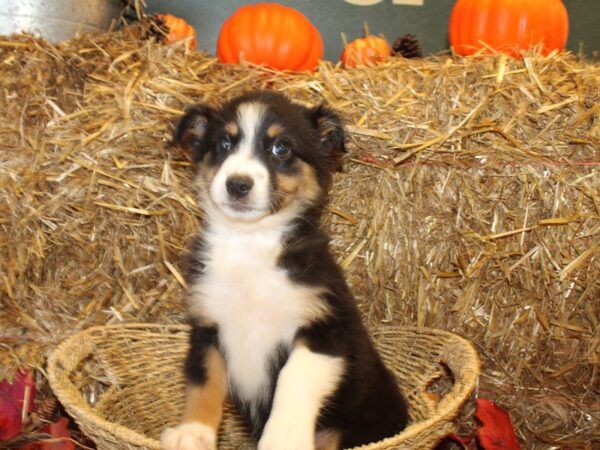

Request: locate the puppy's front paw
(258, 420), (314, 450)
(161, 422), (217, 450)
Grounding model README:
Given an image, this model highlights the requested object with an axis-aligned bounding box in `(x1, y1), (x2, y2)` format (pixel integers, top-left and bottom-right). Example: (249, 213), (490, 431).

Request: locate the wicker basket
(47, 324), (479, 450)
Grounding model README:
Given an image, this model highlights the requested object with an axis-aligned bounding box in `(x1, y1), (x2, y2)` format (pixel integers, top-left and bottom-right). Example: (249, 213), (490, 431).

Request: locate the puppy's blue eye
(272, 141), (291, 158)
(218, 135), (232, 152)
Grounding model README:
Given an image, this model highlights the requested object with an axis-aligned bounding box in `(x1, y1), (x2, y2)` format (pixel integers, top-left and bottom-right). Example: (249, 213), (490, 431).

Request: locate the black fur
(175, 91), (408, 448)
(173, 104), (216, 162)
(185, 324), (218, 385)
(183, 235), (207, 285)
(283, 223), (409, 448)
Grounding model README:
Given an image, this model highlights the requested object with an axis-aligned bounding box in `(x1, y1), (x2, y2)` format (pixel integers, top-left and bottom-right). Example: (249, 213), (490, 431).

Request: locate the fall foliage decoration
(0, 370), (35, 440)
(446, 399), (522, 450)
(217, 3), (323, 71)
(1, 370), (76, 450)
(22, 418), (77, 450)
(448, 0), (569, 58)
(341, 24), (391, 68)
(149, 13), (197, 48)
(475, 399), (522, 450)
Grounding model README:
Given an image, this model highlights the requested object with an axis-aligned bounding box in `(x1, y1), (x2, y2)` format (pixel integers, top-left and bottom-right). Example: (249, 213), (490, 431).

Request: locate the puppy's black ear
(173, 105), (214, 161)
(307, 104), (346, 170)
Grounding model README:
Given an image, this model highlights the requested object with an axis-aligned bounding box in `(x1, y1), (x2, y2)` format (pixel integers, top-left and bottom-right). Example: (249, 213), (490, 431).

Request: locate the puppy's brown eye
(218, 135), (232, 152)
(272, 141), (291, 159)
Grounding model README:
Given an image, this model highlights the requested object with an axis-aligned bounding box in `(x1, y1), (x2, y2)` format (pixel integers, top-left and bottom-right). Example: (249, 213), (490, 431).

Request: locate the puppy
(162, 91), (408, 450)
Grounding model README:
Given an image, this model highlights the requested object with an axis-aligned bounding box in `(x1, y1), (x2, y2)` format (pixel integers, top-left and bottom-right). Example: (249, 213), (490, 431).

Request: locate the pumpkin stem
(340, 32), (349, 47)
(363, 22), (371, 37)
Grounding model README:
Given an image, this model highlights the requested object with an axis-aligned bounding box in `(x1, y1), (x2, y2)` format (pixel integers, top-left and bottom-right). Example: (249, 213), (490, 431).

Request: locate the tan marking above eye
(267, 123), (284, 138)
(224, 122), (239, 136)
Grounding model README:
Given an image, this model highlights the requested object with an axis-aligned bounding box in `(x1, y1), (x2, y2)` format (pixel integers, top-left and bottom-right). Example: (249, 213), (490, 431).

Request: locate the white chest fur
(188, 221), (326, 407)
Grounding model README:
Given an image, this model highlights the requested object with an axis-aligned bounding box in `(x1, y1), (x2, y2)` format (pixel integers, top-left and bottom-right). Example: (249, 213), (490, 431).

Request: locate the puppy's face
(174, 92), (345, 223)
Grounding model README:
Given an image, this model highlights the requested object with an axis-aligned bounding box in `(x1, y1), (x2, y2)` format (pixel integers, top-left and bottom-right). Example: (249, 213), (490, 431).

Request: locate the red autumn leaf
(0, 370), (36, 440)
(39, 417), (76, 450)
(475, 399), (521, 450)
(359, 152), (380, 164)
(20, 417), (77, 450)
(447, 432), (475, 449)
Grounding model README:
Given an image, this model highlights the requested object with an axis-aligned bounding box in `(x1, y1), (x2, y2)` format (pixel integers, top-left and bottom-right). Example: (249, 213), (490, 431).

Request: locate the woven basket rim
(47, 325), (166, 448)
(47, 323), (480, 450)
(356, 325), (479, 449)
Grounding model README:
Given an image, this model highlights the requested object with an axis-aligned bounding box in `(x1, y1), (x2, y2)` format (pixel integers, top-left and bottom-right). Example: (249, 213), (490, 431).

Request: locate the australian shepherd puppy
(162, 91), (408, 450)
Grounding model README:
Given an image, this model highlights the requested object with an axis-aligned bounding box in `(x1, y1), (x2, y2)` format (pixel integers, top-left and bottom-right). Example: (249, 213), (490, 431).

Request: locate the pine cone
(29, 396), (58, 425)
(146, 15), (169, 41)
(392, 34), (423, 58)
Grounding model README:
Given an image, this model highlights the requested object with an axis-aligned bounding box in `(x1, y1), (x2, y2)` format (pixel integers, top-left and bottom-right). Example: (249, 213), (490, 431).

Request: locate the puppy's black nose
(226, 176), (254, 199)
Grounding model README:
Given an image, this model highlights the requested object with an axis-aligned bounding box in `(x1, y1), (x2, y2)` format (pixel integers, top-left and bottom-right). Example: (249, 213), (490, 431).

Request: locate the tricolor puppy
(162, 91), (408, 450)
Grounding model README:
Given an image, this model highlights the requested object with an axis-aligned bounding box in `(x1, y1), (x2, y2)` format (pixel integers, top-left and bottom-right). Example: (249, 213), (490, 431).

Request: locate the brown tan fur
(315, 430), (342, 450)
(181, 348), (228, 430)
(266, 123), (284, 138)
(224, 122), (239, 136)
(275, 162), (322, 210)
(198, 153), (218, 188)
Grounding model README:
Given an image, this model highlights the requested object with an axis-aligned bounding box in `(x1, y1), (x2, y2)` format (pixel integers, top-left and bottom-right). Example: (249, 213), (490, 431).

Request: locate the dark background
(145, 0), (599, 60)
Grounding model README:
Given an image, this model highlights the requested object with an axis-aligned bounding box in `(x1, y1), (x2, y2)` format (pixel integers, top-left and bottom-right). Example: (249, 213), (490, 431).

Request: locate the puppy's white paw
(258, 420), (314, 450)
(161, 422), (217, 450)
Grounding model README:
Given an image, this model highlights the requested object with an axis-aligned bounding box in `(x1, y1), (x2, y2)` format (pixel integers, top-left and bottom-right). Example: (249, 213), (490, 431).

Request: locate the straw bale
(1, 25), (598, 448)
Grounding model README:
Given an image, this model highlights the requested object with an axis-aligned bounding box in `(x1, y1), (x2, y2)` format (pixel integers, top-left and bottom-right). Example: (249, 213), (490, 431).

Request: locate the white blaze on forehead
(237, 101), (266, 155)
(209, 101), (271, 220)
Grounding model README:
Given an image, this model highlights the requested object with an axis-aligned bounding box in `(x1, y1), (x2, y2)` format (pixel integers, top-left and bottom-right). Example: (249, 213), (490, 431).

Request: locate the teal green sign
(146, 0), (599, 59)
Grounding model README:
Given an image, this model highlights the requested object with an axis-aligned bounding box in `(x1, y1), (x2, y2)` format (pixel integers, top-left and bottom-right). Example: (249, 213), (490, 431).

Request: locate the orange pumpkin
(449, 0), (569, 58)
(151, 14), (197, 49)
(341, 35), (391, 68)
(217, 3), (323, 72)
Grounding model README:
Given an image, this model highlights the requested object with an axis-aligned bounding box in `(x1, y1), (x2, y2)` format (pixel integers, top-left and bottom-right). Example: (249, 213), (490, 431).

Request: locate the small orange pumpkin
(151, 14), (197, 49)
(341, 33), (391, 68)
(449, 0), (569, 58)
(217, 3), (323, 72)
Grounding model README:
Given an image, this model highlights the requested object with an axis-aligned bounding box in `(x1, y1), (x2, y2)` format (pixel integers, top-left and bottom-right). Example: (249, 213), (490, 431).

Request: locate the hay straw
(1, 24), (598, 448)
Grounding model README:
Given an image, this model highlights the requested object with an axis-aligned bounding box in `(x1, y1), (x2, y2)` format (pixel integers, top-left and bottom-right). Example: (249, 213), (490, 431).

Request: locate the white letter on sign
(343, 0), (385, 5)
(393, 0), (424, 5)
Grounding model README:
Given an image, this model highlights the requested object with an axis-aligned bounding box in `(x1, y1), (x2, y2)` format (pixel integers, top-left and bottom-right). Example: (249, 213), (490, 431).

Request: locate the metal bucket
(0, 0), (123, 42)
